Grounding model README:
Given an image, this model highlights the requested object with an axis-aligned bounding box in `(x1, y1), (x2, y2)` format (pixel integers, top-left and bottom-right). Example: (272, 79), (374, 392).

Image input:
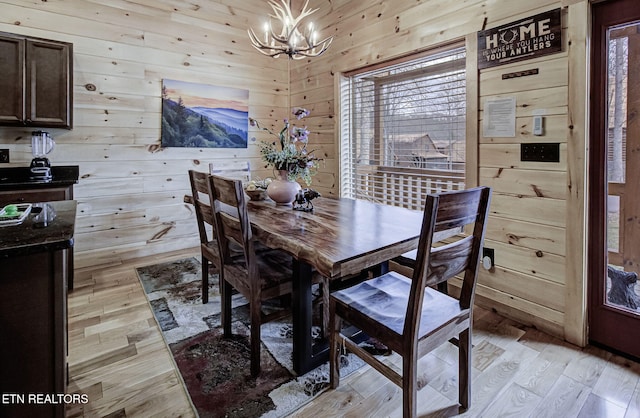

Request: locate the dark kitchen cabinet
(0, 32), (73, 129)
(0, 200), (77, 418)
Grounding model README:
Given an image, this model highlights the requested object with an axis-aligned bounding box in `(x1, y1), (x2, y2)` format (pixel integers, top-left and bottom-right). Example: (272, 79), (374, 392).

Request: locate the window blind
(340, 46), (467, 210)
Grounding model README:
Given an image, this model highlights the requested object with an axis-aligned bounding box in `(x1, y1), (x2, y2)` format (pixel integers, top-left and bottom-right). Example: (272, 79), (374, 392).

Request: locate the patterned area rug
(136, 257), (367, 418)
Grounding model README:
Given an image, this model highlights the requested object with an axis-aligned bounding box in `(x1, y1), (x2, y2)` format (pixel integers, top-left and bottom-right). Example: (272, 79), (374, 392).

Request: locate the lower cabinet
(0, 249), (68, 418)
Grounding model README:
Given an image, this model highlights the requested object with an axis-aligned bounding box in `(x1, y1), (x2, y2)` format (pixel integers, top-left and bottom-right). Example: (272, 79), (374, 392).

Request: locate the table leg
(290, 260), (390, 375)
(291, 259), (326, 374)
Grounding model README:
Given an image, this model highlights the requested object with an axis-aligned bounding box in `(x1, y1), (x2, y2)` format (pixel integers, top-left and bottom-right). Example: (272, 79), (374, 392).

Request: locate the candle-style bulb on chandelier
(248, 0), (333, 60)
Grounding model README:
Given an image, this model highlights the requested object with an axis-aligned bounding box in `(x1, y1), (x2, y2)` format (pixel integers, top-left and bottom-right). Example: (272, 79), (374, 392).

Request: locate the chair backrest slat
(218, 211), (245, 248)
(194, 199), (214, 225)
(433, 189), (483, 231)
(407, 186), (491, 340)
(425, 236), (473, 287)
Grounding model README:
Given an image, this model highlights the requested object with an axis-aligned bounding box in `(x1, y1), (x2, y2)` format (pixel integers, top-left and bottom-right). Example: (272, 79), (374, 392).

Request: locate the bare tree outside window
(606, 26), (630, 256)
(608, 36), (628, 183)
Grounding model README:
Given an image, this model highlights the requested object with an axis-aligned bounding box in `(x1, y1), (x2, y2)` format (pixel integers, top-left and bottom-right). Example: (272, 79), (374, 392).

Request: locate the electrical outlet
(482, 247), (495, 270)
(0, 149), (9, 163)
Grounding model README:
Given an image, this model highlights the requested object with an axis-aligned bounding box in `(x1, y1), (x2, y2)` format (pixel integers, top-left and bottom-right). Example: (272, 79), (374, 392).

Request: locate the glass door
(589, 0), (640, 359)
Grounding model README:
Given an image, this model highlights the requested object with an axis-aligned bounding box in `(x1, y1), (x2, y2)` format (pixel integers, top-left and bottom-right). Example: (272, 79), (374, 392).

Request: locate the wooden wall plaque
(477, 8), (562, 69)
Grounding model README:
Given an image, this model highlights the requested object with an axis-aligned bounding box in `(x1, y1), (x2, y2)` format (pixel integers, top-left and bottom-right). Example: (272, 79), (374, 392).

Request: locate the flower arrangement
(250, 107), (321, 185)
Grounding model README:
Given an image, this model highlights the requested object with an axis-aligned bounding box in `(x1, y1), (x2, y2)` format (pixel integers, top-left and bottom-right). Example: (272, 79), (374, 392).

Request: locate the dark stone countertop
(0, 200), (77, 258)
(0, 165), (79, 191)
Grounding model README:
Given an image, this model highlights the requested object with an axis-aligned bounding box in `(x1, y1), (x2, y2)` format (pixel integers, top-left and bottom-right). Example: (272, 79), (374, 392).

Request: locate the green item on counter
(4, 204), (18, 215)
(0, 204), (24, 220)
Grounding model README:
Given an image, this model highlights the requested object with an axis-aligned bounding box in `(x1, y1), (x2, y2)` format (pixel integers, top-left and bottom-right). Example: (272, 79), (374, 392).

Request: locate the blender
(30, 131), (55, 180)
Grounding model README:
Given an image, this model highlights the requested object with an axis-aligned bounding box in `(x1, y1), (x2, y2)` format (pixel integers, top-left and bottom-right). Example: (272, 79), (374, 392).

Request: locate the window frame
(338, 40), (475, 210)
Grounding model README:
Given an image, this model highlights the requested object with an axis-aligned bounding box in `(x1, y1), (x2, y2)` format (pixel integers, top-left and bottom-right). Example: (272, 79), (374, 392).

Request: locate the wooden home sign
(477, 8), (561, 69)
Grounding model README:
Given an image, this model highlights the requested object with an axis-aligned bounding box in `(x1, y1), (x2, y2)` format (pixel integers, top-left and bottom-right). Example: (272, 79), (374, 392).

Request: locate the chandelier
(247, 0), (333, 60)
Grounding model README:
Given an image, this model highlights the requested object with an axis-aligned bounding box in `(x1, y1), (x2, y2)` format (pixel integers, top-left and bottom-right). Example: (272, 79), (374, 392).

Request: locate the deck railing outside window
(354, 165), (465, 210)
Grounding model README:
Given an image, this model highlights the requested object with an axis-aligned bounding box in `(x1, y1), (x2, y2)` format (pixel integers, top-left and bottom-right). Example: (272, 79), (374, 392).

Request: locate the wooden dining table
(247, 197), (424, 374)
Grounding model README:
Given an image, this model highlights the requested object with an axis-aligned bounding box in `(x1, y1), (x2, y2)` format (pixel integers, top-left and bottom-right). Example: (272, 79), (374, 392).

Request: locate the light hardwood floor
(66, 250), (640, 417)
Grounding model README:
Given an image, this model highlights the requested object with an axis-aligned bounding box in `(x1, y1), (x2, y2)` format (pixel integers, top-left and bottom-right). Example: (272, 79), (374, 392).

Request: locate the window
(340, 44), (467, 210)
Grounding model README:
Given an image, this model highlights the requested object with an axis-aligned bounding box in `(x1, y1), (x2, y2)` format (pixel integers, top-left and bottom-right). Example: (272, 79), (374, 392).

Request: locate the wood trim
(342, 40), (466, 77)
(466, 32), (479, 188)
(588, 0), (640, 359)
(334, 72), (343, 197)
(565, 0), (589, 347)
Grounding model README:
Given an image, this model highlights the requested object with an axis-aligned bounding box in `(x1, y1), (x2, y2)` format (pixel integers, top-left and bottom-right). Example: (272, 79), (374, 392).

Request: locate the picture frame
(161, 79), (249, 148)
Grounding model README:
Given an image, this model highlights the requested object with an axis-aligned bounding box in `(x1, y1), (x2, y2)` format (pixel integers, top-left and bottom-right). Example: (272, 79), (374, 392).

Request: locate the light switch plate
(533, 115), (544, 135)
(521, 143), (560, 162)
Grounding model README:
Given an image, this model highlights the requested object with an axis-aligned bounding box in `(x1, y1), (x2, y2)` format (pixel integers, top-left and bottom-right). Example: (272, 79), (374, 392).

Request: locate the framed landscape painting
(161, 79), (249, 148)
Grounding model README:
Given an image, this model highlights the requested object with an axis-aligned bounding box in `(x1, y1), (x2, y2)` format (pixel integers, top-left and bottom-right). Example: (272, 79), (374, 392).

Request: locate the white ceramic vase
(267, 170), (301, 206)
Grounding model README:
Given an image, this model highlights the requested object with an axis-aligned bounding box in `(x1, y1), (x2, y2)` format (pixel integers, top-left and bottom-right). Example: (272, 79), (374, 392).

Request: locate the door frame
(588, 0), (640, 359)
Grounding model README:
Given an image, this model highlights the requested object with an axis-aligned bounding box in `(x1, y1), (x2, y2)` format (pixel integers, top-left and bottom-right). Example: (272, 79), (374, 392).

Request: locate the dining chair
(187, 169), (222, 304)
(208, 174), (296, 376)
(329, 186), (491, 417)
(185, 163), (254, 301)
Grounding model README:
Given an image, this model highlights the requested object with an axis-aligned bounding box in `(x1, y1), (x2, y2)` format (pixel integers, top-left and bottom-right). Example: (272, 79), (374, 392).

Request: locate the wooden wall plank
(480, 115), (569, 144)
(478, 268), (565, 312)
(480, 143), (567, 171)
(490, 193), (566, 228)
(478, 86), (568, 117)
(473, 287), (565, 337)
(449, 278), (564, 336)
(74, 218), (196, 252)
(486, 240), (566, 284)
(485, 217), (566, 256)
(480, 168), (566, 200)
(479, 56), (569, 95)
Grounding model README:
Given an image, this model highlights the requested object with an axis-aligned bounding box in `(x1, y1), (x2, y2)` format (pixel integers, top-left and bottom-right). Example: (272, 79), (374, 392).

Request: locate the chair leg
(202, 257), (210, 304)
(221, 277), (233, 337)
(402, 354), (418, 418)
(459, 328), (471, 410)
(329, 302), (341, 389)
(250, 300), (262, 377)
